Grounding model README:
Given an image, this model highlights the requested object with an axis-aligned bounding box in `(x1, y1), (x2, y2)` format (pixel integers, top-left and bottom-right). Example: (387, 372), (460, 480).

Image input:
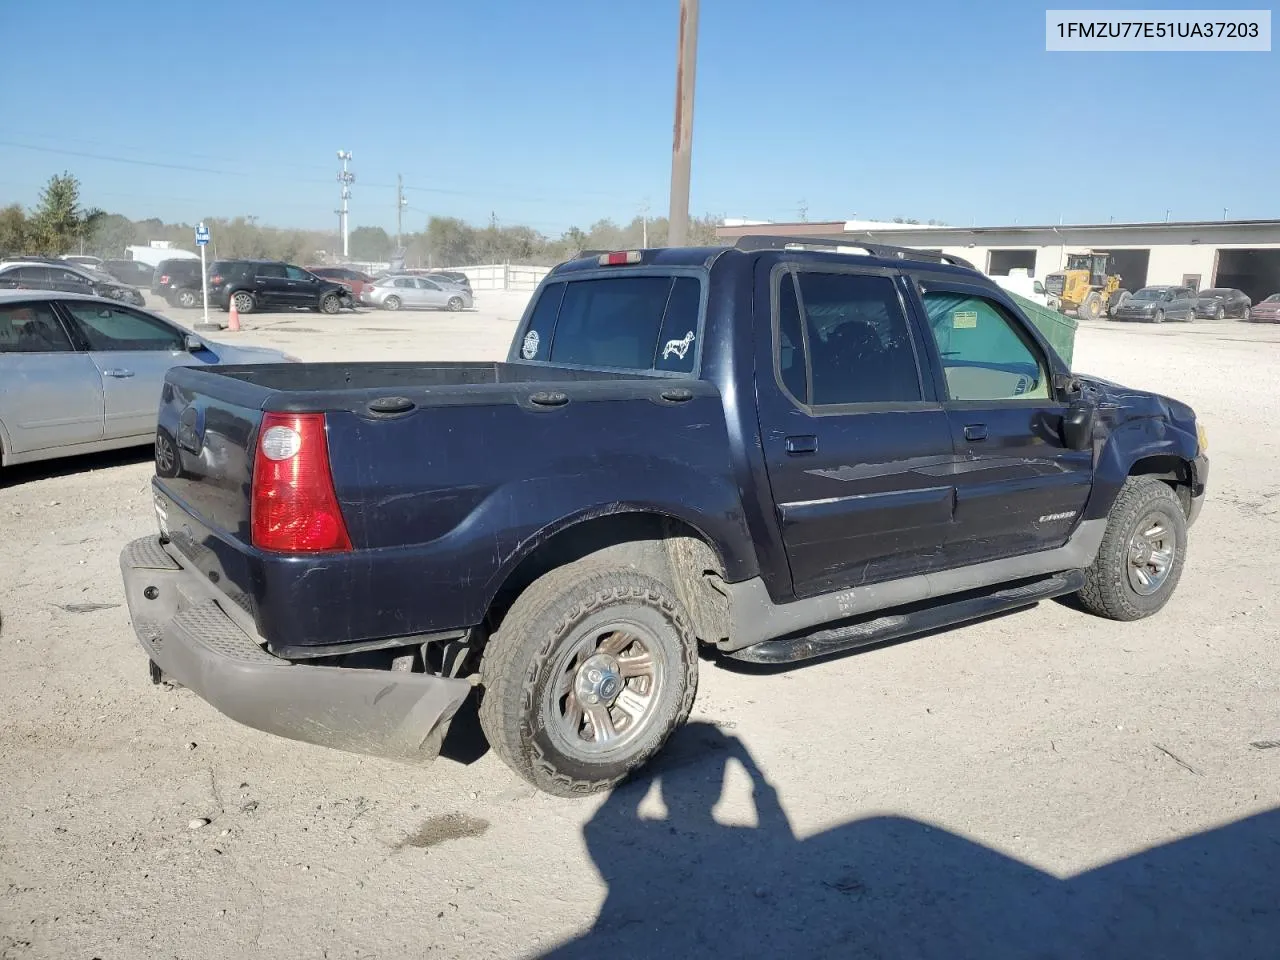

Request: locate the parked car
(0, 290), (296, 468)
(119, 237), (1207, 797)
(1110, 285), (1197, 323)
(206, 260), (351, 314)
(305, 265), (377, 299)
(361, 274), (473, 311)
(0, 259), (144, 306)
(1192, 287), (1251, 319)
(103, 259), (157, 288)
(151, 258), (206, 308)
(1246, 294), (1280, 323)
(429, 270), (472, 294)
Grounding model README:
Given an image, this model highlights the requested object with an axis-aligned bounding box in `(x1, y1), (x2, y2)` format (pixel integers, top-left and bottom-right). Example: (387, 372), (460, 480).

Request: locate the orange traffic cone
(227, 297), (241, 332)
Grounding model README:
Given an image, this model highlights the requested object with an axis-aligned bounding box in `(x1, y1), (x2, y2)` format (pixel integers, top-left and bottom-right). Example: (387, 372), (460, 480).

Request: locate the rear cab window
(516, 273), (703, 375)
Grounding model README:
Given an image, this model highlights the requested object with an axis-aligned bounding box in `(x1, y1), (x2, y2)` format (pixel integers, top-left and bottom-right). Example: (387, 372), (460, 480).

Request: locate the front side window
(285, 265), (311, 281)
(920, 292), (1048, 401)
(778, 272), (923, 406)
(62, 303), (184, 352)
(0, 302), (73, 353)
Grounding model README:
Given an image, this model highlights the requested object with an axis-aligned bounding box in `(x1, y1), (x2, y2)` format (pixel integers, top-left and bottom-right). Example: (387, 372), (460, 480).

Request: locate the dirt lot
(2, 300), (1278, 959)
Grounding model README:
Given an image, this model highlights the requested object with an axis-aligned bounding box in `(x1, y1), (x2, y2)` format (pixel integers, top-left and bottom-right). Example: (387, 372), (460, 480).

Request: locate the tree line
(1, 173), (725, 268)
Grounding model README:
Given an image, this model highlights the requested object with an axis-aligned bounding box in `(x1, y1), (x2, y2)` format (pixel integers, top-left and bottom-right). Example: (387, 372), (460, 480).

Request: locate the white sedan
(0, 289), (296, 469)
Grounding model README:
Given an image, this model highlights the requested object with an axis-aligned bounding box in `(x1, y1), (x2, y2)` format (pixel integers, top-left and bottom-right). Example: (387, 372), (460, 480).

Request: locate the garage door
(987, 250), (1037, 276)
(1095, 250), (1149, 292)
(1214, 250), (1280, 303)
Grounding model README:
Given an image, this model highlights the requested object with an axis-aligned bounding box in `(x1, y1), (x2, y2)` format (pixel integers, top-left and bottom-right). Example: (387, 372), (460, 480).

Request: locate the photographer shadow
(541, 722), (1280, 959)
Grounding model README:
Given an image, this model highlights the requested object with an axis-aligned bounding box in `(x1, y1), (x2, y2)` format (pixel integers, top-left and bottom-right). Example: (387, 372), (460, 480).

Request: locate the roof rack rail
(732, 235), (975, 270)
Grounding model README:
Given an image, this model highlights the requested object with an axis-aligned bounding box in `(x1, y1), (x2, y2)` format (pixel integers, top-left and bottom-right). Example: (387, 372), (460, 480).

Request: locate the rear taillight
(210, 274), (223, 285)
(159, 274), (170, 284)
(251, 412), (352, 553)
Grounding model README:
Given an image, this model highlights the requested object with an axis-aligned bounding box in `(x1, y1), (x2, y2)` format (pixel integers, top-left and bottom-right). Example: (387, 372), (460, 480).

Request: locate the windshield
(1265, 295), (1280, 303)
(1131, 288), (1168, 300)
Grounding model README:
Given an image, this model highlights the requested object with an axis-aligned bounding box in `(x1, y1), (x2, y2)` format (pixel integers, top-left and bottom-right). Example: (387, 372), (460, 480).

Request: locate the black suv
(151, 258), (206, 308)
(0, 258), (143, 304)
(207, 260), (351, 314)
(103, 258), (156, 287)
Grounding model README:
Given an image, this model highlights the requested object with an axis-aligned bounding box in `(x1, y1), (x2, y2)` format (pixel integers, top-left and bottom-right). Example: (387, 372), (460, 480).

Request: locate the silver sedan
(0, 289), (296, 469)
(361, 275), (473, 312)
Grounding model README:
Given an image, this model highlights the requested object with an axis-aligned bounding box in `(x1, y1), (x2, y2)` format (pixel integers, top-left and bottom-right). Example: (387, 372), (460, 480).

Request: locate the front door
(415, 278), (449, 308)
(284, 265), (321, 308)
(58, 300), (198, 440)
(0, 300), (103, 455)
(756, 263), (958, 599)
(912, 281), (1094, 565)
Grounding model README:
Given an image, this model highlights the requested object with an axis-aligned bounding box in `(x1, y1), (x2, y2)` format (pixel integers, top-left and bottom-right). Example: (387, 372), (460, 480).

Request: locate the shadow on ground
(541, 722), (1279, 959)
(0, 446), (152, 487)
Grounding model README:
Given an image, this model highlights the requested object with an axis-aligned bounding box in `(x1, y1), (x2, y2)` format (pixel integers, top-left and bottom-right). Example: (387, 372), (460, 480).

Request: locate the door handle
(103, 369), (135, 378)
(963, 424), (987, 442)
(785, 435), (817, 455)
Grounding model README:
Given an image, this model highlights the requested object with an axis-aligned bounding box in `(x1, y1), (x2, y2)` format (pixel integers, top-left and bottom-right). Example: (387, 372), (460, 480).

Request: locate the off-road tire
(1077, 477), (1187, 621)
(478, 560), (698, 797)
(1079, 292), (1103, 321)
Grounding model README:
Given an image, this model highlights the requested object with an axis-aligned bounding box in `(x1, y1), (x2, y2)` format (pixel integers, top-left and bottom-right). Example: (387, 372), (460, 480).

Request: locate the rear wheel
(232, 291), (255, 314)
(1078, 291), (1103, 321)
(383, 295), (401, 311)
(447, 296), (464, 312)
(1077, 477), (1187, 621)
(478, 559), (698, 797)
(1152, 309), (1165, 324)
(1214, 304), (1224, 320)
(320, 293), (342, 314)
(1107, 289), (1130, 317)
(177, 290), (197, 308)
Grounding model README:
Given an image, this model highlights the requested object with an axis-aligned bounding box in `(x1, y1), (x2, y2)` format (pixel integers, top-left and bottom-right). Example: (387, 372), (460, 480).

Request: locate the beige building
(716, 219), (1280, 301)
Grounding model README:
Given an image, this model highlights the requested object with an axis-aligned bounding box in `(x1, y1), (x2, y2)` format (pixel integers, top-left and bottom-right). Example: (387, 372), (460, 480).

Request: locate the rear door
(754, 262), (958, 598)
(0, 299), (104, 454)
(911, 279), (1093, 565)
(252, 263), (289, 308)
(58, 299), (199, 440)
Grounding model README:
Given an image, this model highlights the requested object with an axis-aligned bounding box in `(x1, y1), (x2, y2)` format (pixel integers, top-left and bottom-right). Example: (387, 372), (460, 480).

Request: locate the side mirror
(184, 334), (203, 353)
(1061, 400), (1096, 450)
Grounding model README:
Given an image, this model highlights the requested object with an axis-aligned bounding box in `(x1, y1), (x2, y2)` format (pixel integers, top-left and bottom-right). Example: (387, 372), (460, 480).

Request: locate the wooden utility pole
(667, 0), (699, 247)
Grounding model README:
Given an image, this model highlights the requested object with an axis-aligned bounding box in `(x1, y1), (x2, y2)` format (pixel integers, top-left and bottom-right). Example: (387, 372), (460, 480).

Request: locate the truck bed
(154, 361), (753, 658)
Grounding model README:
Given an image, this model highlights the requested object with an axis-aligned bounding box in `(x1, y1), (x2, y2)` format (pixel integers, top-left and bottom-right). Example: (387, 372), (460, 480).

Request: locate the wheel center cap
(576, 654), (622, 707)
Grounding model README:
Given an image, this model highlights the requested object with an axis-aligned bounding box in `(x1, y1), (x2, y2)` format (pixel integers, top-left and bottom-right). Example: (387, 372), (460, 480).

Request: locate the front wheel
(320, 293), (342, 315)
(1077, 477), (1187, 621)
(1078, 292), (1103, 321)
(447, 296), (464, 312)
(1214, 305), (1225, 321)
(478, 560), (698, 797)
(1152, 309), (1165, 324)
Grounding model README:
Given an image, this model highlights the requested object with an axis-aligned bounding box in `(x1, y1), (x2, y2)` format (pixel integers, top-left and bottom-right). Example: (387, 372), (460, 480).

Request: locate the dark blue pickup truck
(120, 237), (1208, 796)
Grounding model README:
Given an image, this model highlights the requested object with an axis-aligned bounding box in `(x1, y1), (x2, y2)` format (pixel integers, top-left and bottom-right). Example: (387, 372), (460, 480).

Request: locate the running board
(725, 570), (1086, 665)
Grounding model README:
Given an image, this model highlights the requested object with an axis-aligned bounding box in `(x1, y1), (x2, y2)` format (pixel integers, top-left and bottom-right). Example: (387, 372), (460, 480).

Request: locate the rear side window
(256, 263), (287, 279)
(519, 282), (565, 361)
(0, 302), (73, 353)
(778, 272), (923, 406)
(534, 275), (701, 372)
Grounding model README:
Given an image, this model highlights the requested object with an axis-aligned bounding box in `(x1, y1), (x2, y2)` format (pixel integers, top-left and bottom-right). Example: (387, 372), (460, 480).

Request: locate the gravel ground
(1, 302), (1278, 959)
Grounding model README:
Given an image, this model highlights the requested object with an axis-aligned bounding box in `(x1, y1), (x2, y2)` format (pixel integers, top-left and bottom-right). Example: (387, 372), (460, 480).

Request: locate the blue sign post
(195, 223), (211, 326)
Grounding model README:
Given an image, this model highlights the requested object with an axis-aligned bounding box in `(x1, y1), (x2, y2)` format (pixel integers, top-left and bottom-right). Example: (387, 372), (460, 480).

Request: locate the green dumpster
(1007, 292), (1079, 368)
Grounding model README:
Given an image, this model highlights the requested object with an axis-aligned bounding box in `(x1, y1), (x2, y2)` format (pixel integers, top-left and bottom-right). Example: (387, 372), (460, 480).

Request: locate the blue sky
(1, 1), (1275, 234)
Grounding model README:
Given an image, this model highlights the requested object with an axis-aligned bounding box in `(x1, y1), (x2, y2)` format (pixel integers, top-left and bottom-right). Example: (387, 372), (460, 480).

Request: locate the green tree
(0, 204), (28, 256)
(26, 173), (105, 255)
(349, 226), (392, 261)
(424, 217), (476, 266)
(86, 213), (139, 258)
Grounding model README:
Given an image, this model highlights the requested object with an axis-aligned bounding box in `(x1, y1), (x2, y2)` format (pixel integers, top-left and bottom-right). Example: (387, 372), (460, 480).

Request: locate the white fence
(450, 263), (551, 291)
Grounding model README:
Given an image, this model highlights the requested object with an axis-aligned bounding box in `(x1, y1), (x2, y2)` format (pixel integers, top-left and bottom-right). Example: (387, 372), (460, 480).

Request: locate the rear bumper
(119, 536), (471, 765)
